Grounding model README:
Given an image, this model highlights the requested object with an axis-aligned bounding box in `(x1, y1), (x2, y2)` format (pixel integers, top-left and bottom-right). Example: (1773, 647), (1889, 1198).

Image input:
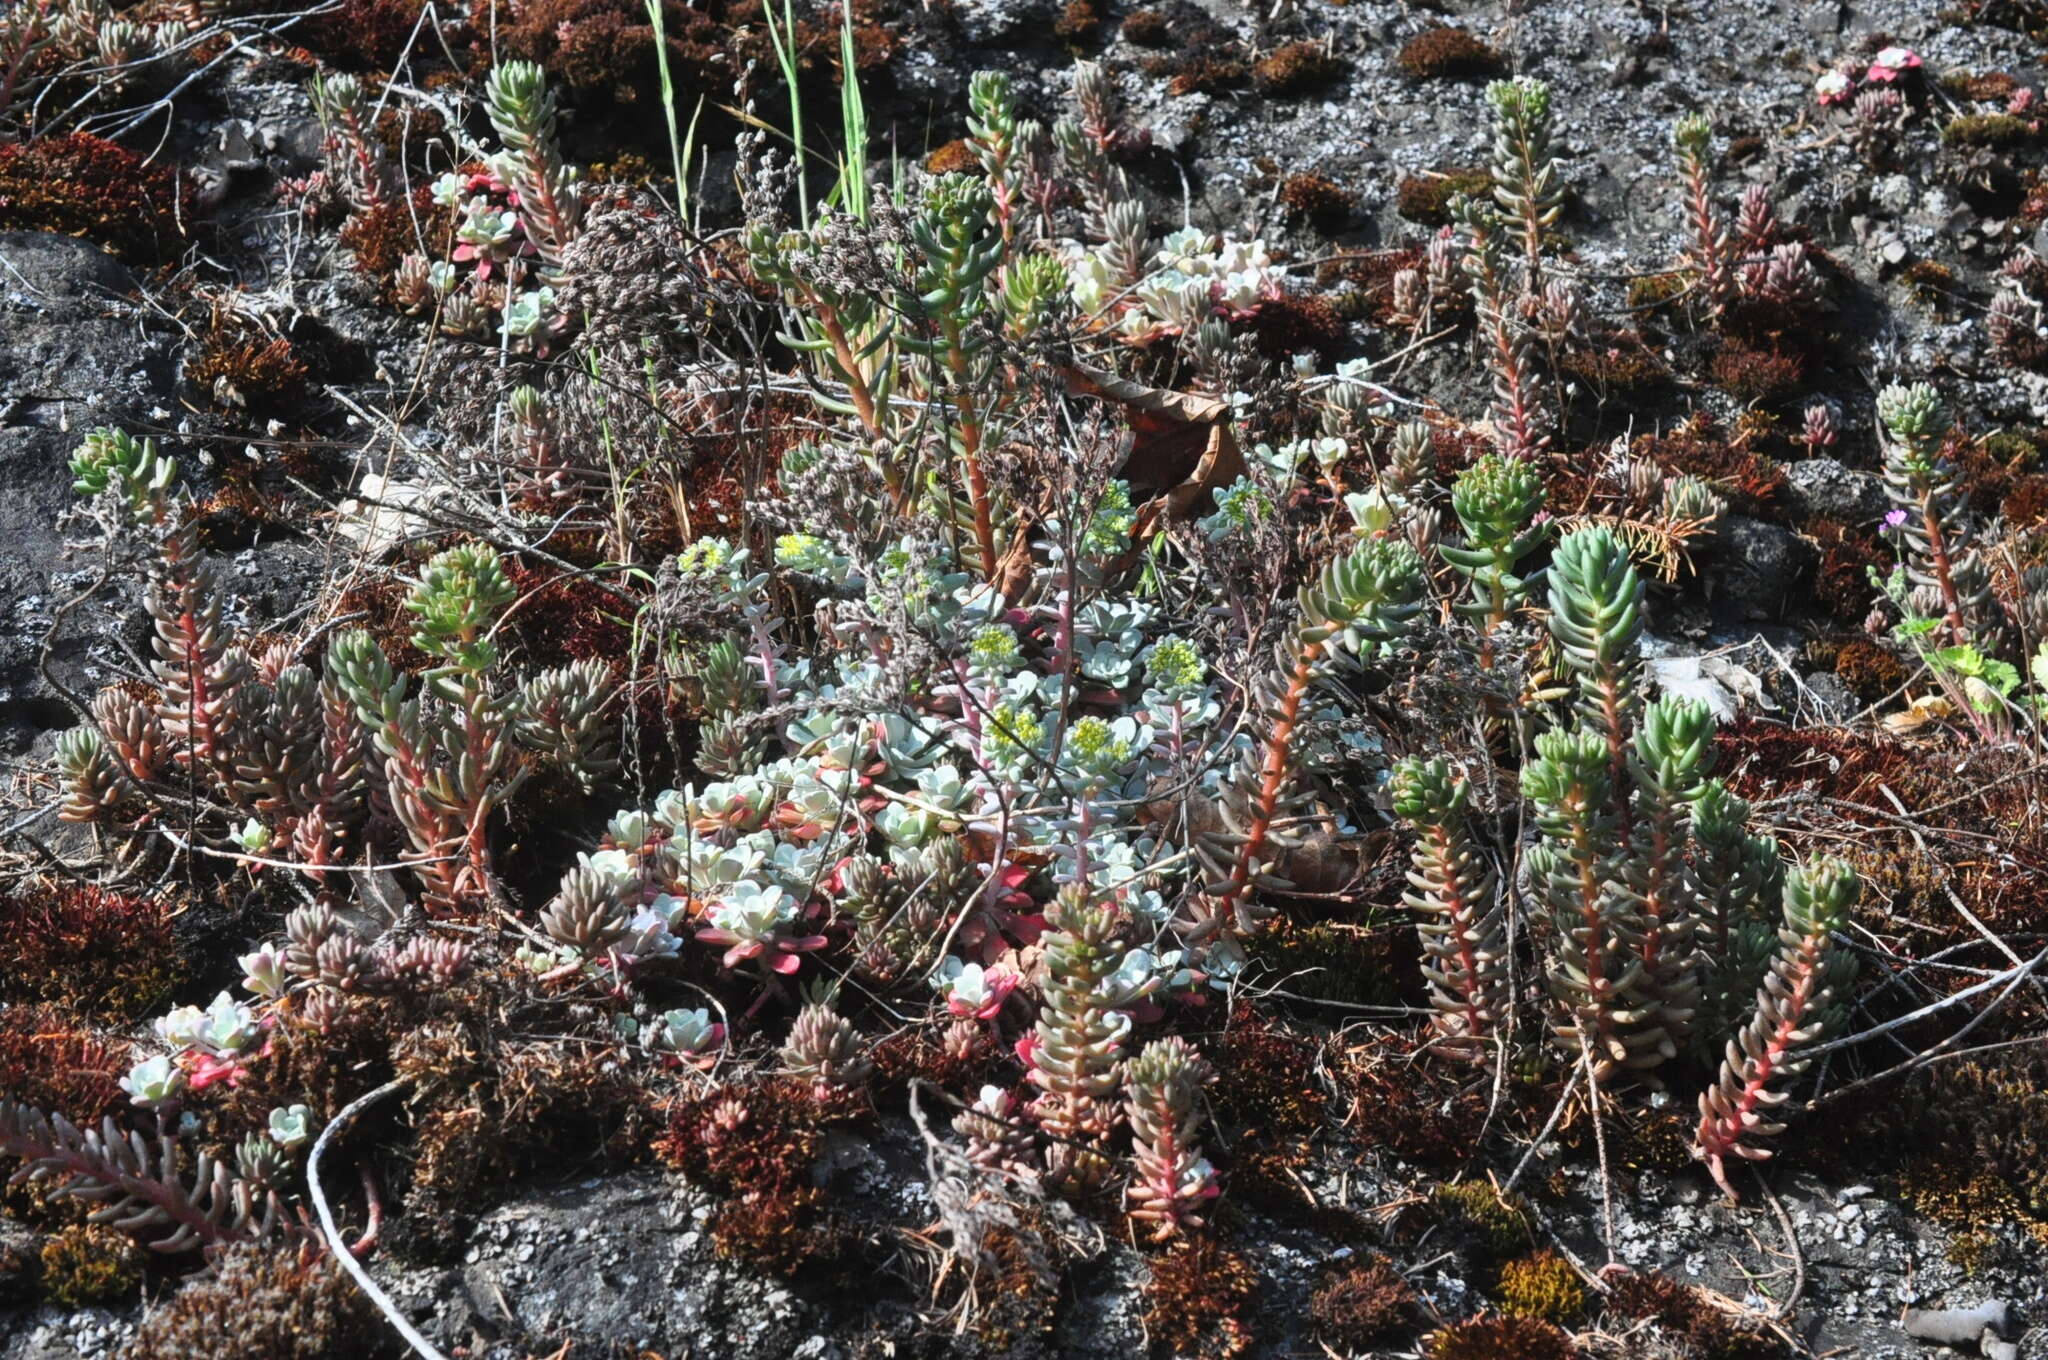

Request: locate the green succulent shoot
(1876, 381), (1951, 476)
(1442, 453), (1547, 629)
(405, 542), (516, 671)
(71, 428), (177, 523)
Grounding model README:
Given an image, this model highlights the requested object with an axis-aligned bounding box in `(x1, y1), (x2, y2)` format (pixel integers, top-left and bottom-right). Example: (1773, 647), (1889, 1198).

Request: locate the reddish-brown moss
(925, 138), (980, 175)
(1395, 166), (1492, 225)
(1207, 1004), (1327, 1197)
(1054, 0), (1103, 40)
(1427, 1315), (1577, 1360)
(187, 327), (311, 414)
(0, 1006), (127, 1122)
(1246, 292), (1345, 362)
(1164, 52), (1250, 96)
(1397, 26), (1505, 80)
(1608, 1270), (1784, 1359)
(1143, 1238), (1260, 1360)
(1805, 517), (1886, 624)
(660, 1080), (842, 1275)
(1280, 173), (1353, 229)
(0, 884), (182, 1021)
(1121, 8), (1171, 44)
(1942, 71), (2019, 103)
(0, 134), (190, 261)
(339, 183), (453, 289)
(1634, 416), (1784, 512)
(1709, 337), (1806, 403)
(304, 0), (457, 71)
(1254, 40), (1342, 95)
(1832, 637), (1907, 705)
(121, 1242), (378, 1360)
(1558, 339), (1673, 399)
(1310, 1255), (1416, 1347)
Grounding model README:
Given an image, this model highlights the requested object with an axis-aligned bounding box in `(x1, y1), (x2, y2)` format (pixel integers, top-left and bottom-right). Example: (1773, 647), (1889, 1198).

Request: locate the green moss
(1431, 1179), (1532, 1258)
(1942, 113), (2037, 148)
(1496, 1249), (1587, 1323)
(38, 1224), (142, 1307)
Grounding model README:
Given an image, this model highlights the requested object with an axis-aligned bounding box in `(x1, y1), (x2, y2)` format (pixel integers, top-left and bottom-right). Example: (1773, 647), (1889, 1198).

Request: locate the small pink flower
(1866, 47), (1921, 83)
(2009, 88), (2037, 115)
(1815, 70), (1854, 107)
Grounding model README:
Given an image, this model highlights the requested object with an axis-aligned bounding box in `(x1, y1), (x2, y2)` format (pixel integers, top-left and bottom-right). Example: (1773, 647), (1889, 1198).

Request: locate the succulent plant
(1390, 758), (1509, 1058)
(1693, 860), (1860, 1197)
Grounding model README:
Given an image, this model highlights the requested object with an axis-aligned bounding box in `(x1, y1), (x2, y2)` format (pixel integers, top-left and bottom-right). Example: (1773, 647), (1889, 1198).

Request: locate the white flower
(1873, 46), (1914, 69)
(1291, 352), (1319, 381)
(121, 1055), (184, 1107)
(268, 1105), (314, 1149)
(239, 945), (288, 999)
(1814, 71), (1852, 101)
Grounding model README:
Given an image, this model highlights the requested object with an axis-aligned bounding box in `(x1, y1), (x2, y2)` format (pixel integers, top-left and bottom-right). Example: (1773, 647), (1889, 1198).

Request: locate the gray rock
(1783, 458), (1889, 526)
(950, 0), (1053, 45)
(1713, 516), (1818, 621)
(1901, 1300), (2015, 1344)
(0, 233), (176, 754)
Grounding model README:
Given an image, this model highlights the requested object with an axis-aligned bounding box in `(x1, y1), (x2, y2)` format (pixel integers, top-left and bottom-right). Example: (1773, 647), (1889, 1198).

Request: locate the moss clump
(1709, 338), (1806, 403)
(0, 134), (190, 261)
(1942, 71), (2018, 103)
(1558, 340), (1672, 398)
(1832, 637), (1907, 705)
(0, 883), (182, 1022)
(1144, 1238), (1260, 1360)
(1396, 166), (1493, 225)
(120, 1242), (378, 1360)
(1430, 1180), (1532, 1259)
(1627, 271), (1690, 310)
(924, 138), (980, 175)
(1497, 1250), (1587, 1323)
(1901, 258), (1956, 311)
(1942, 113), (2037, 148)
(1397, 26), (1505, 80)
(1254, 40), (1343, 95)
(1427, 1315), (1577, 1360)
(1310, 1256), (1416, 1346)
(1121, 8), (1171, 44)
(1054, 0), (1102, 38)
(1245, 292), (1345, 362)
(0, 1005), (128, 1121)
(1607, 1270), (1782, 1359)
(38, 1225), (142, 1308)
(186, 327), (311, 414)
(1280, 173), (1353, 230)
